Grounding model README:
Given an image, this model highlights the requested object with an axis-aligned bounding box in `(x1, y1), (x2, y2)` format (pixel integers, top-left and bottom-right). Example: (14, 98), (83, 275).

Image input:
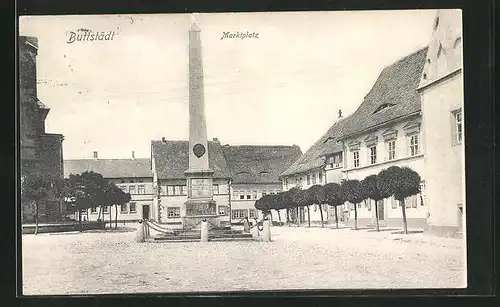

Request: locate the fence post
(136, 221), (145, 243)
(200, 220), (209, 242)
(262, 219), (271, 242)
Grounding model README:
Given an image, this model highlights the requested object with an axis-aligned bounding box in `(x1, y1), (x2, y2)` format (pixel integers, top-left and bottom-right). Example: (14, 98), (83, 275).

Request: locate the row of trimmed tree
(21, 171), (131, 234)
(255, 166), (422, 234)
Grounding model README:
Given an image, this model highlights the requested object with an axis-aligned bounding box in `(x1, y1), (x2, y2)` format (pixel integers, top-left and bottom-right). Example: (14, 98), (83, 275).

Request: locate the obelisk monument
(183, 15), (219, 228)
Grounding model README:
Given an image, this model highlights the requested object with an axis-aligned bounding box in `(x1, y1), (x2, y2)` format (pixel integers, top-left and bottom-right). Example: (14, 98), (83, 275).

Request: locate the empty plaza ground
(21, 226), (466, 295)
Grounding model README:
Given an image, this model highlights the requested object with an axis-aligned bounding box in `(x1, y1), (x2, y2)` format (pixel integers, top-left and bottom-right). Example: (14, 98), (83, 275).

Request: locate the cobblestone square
(21, 226), (466, 295)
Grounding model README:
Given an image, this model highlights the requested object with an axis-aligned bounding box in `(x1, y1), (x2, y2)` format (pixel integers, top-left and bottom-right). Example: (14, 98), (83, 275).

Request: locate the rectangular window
(218, 206), (227, 216)
(391, 197), (397, 209)
(121, 204), (128, 213)
(232, 189), (238, 199)
(270, 190), (275, 195)
(239, 191), (245, 200)
(137, 185), (145, 194)
(252, 190), (258, 199)
(453, 110), (463, 144)
(181, 185), (187, 195)
(369, 145), (377, 164)
(353, 151), (360, 168)
(262, 190), (267, 197)
(103, 206), (109, 213)
(357, 203), (361, 209)
(411, 195), (418, 208)
(167, 207), (180, 218)
(119, 185), (128, 192)
(167, 186), (174, 195)
(90, 207), (97, 214)
(307, 175), (311, 185)
(129, 202), (137, 213)
(318, 172), (323, 183)
(409, 134), (420, 156)
(387, 140), (396, 161)
(232, 209), (248, 219)
(249, 209), (257, 218)
(312, 173), (317, 184)
(129, 185), (136, 194)
(246, 192), (251, 200)
(213, 185), (219, 195)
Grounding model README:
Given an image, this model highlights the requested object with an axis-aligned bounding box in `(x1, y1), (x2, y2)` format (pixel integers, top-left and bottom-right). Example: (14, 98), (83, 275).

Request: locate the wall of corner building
(420, 73), (464, 237)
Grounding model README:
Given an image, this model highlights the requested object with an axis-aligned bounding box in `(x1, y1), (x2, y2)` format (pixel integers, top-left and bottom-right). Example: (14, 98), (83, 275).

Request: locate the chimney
(213, 137), (218, 142)
(131, 151), (135, 159)
(161, 137), (166, 143)
(338, 109), (343, 119)
(93, 151), (98, 160)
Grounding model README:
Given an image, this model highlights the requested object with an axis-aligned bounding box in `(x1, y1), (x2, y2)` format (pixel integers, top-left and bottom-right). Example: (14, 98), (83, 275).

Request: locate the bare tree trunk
(334, 205), (339, 229)
(109, 207), (112, 229)
(307, 206), (311, 227)
(286, 209), (290, 223)
(297, 207), (300, 227)
(114, 204), (118, 229)
(319, 204), (324, 228)
(401, 199), (408, 234)
(374, 200), (380, 232)
(276, 210), (281, 225)
(34, 200), (39, 235)
(354, 203), (358, 230)
(78, 208), (82, 232)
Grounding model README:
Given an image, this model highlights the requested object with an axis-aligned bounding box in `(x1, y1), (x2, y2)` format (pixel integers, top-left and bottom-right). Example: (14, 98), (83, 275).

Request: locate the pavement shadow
(366, 228), (400, 232)
(391, 230), (424, 234)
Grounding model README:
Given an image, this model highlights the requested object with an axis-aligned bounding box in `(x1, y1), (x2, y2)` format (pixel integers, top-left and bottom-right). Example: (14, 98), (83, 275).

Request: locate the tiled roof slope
(280, 118), (348, 177)
(223, 145), (302, 184)
(64, 158), (152, 179)
(151, 140), (231, 180)
(338, 47), (428, 139)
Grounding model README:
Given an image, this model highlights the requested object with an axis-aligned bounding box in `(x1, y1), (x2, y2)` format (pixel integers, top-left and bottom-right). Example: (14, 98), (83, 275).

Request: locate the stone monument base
(182, 215), (220, 230)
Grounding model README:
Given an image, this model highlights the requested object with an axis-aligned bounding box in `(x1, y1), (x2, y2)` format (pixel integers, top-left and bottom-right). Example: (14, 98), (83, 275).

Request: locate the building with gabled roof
(63, 153), (154, 224)
(336, 47), (429, 229)
(223, 144), (302, 225)
(280, 47), (430, 228)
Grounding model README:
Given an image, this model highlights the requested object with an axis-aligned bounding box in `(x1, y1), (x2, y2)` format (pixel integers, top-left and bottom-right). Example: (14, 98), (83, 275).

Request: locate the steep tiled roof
(64, 158), (152, 179)
(280, 118), (348, 177)
(338, 47), (428, 139)
(280, 47), (428, 178)
(223, 145), (302, 184)
(151, 140), (231, 179)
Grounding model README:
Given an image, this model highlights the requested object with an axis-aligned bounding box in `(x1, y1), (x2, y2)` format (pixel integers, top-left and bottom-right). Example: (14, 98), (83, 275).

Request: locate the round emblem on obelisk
(193, 143), (206, 158)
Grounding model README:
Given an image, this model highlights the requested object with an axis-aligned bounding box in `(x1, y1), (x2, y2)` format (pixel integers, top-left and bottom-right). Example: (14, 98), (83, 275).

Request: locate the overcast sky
(19, 10), (437, 159)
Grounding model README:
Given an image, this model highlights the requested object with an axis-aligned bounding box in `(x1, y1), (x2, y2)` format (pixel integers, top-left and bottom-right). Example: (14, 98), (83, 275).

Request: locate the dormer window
(373, 103), (395, 114)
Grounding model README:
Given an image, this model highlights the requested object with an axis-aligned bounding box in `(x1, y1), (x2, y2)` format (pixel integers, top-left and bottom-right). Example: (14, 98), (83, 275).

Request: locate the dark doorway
(142, 205), (150, 220)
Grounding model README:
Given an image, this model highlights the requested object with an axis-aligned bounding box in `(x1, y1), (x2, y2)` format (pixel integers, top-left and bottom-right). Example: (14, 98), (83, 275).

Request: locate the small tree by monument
(340, 179), (364, 230)
(360, 175), (384, 232)
(323, 182), (344, 229)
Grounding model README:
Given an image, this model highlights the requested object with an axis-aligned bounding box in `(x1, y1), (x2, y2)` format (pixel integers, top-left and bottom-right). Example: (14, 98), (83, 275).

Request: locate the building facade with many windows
(63, 154), (154, 223)
(336, 47), (429, 228)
